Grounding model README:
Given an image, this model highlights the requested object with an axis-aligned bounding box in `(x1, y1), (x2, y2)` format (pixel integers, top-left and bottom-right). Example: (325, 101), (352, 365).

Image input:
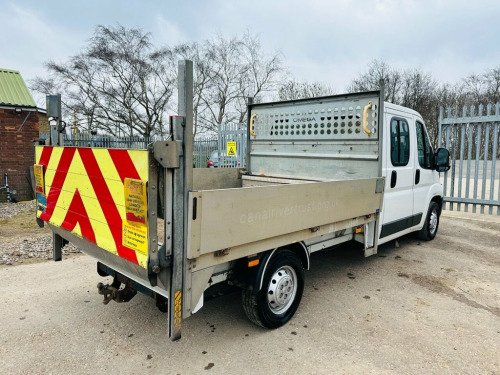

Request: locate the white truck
(34, 61), (450, 340)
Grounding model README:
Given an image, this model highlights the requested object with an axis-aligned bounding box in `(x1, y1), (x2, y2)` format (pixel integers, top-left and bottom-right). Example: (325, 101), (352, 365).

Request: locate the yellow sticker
(34, 164), (44, 193)
(122, 220), (148, 255)
(226, 141), (237, 156)
(174, 291), (182, 331)
(124, 178), (147, 224)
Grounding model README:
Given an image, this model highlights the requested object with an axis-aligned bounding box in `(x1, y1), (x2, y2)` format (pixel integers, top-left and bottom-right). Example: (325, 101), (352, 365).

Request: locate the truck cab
(379, 102), (446, 244)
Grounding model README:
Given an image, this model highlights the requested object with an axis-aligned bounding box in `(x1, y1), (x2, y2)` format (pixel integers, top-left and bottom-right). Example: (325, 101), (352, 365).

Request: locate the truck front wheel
(242, 250), (304, 329)
(418, 201), (440, 241)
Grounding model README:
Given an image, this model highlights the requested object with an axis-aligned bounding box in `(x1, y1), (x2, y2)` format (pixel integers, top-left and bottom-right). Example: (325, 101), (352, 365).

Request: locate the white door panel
(412, 118), (438, 226)
(380, 110), (416, 239)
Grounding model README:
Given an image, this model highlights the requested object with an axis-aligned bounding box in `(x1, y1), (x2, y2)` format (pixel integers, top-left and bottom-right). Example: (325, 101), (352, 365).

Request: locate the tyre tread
(241, 290), (265, 328)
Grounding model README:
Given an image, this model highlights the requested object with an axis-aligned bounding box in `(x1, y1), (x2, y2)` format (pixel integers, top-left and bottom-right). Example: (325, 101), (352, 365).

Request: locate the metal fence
(217, 123), (247, 168)
(438, 104), (500, 215)
(63, 134), (161, 149)
(193, 136), (218, 168)
(61, 125), (247, 169)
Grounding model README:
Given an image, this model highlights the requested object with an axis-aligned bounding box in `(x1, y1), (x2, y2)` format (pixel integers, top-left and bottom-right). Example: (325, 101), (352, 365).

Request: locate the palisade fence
(193, 136), (218, 168)
(217, 123), (247, 168)
(63, 133), (162, 150)
(61, 124), (247, 169)
(438, 104), (500, 215)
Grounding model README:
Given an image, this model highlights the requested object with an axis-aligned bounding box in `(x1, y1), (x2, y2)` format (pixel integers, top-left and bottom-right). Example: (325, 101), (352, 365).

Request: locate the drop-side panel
(187, 177), (383, 258)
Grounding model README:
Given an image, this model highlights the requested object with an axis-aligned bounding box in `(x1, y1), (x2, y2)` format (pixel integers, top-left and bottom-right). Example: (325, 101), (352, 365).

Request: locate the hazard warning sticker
(124, 178), (147, 224)
(226, 141), (237, 156)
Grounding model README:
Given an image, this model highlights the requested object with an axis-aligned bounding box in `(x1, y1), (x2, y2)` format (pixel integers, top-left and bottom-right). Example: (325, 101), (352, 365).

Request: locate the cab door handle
(415, 169), (420, 185)
(390, 170), (397, 188)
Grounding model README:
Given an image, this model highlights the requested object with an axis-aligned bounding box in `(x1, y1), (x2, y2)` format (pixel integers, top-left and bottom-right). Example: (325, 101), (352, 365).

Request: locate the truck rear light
(207, 160), (214, 167)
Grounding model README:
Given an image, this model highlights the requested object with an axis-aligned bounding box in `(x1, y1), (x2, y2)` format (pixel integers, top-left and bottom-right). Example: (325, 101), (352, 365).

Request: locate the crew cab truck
(34, 61), (450, 340)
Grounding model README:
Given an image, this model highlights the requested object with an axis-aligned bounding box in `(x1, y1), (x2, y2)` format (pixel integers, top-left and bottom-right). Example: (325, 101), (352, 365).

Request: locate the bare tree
(347, 59), (403, 103)
(459, 67), (500, 106)
(484, 67), (500, 104)
(31, 25), (176, 137)
(278, 80), (335, 100)
(172, 34), (284, 135)
(237, 33), (283, 122)
(460, 73), (485, 107)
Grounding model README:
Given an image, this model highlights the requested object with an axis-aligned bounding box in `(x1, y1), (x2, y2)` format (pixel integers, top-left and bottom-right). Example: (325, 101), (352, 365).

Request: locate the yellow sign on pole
(227, 141), (237, 156)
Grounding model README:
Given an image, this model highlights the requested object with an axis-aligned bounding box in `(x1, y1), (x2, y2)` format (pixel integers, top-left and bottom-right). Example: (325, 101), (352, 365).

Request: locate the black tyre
(242, 250), (304, 329)
(418, 201), (440, 241)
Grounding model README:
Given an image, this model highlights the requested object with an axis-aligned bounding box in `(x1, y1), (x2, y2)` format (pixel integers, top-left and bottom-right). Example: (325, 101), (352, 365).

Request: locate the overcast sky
(2, 0), (500, 103)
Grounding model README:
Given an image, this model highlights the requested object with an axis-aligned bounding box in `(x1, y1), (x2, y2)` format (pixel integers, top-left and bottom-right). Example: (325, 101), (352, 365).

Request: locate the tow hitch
(97, 279), (137, 305)
(96, 262), (168, 312)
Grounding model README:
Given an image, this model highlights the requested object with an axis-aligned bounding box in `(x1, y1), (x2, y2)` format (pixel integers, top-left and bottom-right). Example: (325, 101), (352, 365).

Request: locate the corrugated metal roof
(0, 68), (36, 108)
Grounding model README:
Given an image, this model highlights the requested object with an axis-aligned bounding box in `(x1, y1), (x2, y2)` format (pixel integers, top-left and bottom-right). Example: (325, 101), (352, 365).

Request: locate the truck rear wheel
(242, 250), (304, 329)
(418, 201), (440, 241)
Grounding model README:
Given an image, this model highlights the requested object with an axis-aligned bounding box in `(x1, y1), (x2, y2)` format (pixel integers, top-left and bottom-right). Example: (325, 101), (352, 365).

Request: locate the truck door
(412, 119), (436, 225)
(379, 111), (416, 240)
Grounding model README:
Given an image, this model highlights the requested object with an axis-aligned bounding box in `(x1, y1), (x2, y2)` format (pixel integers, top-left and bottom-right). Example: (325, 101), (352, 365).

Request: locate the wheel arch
(253, 243), (309, 294)
(431, 194), (443, 213)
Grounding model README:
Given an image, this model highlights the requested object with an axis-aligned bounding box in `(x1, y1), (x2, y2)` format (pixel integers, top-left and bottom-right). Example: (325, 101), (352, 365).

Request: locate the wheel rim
(429, 208), (438, 235)
(267, 265), (297, 314)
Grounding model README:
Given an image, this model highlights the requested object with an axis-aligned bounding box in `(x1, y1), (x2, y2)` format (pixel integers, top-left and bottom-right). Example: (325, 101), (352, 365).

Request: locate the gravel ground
(0, 201), (37, 220)
(0, 201), (81, 266)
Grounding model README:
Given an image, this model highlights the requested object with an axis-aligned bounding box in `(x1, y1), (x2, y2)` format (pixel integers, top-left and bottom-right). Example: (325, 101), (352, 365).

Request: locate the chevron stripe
(35, 146), (150, 268)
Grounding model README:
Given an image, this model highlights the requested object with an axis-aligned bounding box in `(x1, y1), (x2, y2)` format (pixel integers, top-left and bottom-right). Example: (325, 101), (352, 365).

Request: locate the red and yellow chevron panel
(34, 146), (150, 268)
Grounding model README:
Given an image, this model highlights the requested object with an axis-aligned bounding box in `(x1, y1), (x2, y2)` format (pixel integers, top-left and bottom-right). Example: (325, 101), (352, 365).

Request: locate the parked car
(207, 150), (241, 168)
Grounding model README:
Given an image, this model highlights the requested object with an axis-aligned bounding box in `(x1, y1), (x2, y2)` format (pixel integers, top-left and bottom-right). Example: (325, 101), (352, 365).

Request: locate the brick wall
(0, 108), (40, 202)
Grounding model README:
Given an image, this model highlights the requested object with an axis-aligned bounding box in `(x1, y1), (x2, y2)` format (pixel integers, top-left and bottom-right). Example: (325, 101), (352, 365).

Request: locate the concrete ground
(0, 212), (499, 375)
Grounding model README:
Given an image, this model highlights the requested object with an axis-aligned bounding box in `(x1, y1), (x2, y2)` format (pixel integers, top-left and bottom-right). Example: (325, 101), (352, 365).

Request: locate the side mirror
(435, 148), (450, 172)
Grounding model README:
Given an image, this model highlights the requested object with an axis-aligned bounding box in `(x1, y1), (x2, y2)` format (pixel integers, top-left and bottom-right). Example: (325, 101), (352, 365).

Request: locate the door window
(390, 118), (410, 166)
(415, 121), (433, 169)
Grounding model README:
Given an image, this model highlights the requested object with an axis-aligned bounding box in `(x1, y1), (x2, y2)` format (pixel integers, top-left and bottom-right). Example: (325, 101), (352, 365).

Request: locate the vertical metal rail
(169, 115), (185, 341)
(449, 108), (457, 211)
(168, 60), (194, 341)
(473, 119), (481, 213)
(480, 105), (491, 214)
(46, 93), (66, 260)
(465, 106), (473, 213)
(438, 107), (443, 149)
(457, 109), (466, 212)
(493, 104), (500, 215)
(443, 109), (451, 209)
(147, 151), (159, 286)
(246, 97), (254, 173)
